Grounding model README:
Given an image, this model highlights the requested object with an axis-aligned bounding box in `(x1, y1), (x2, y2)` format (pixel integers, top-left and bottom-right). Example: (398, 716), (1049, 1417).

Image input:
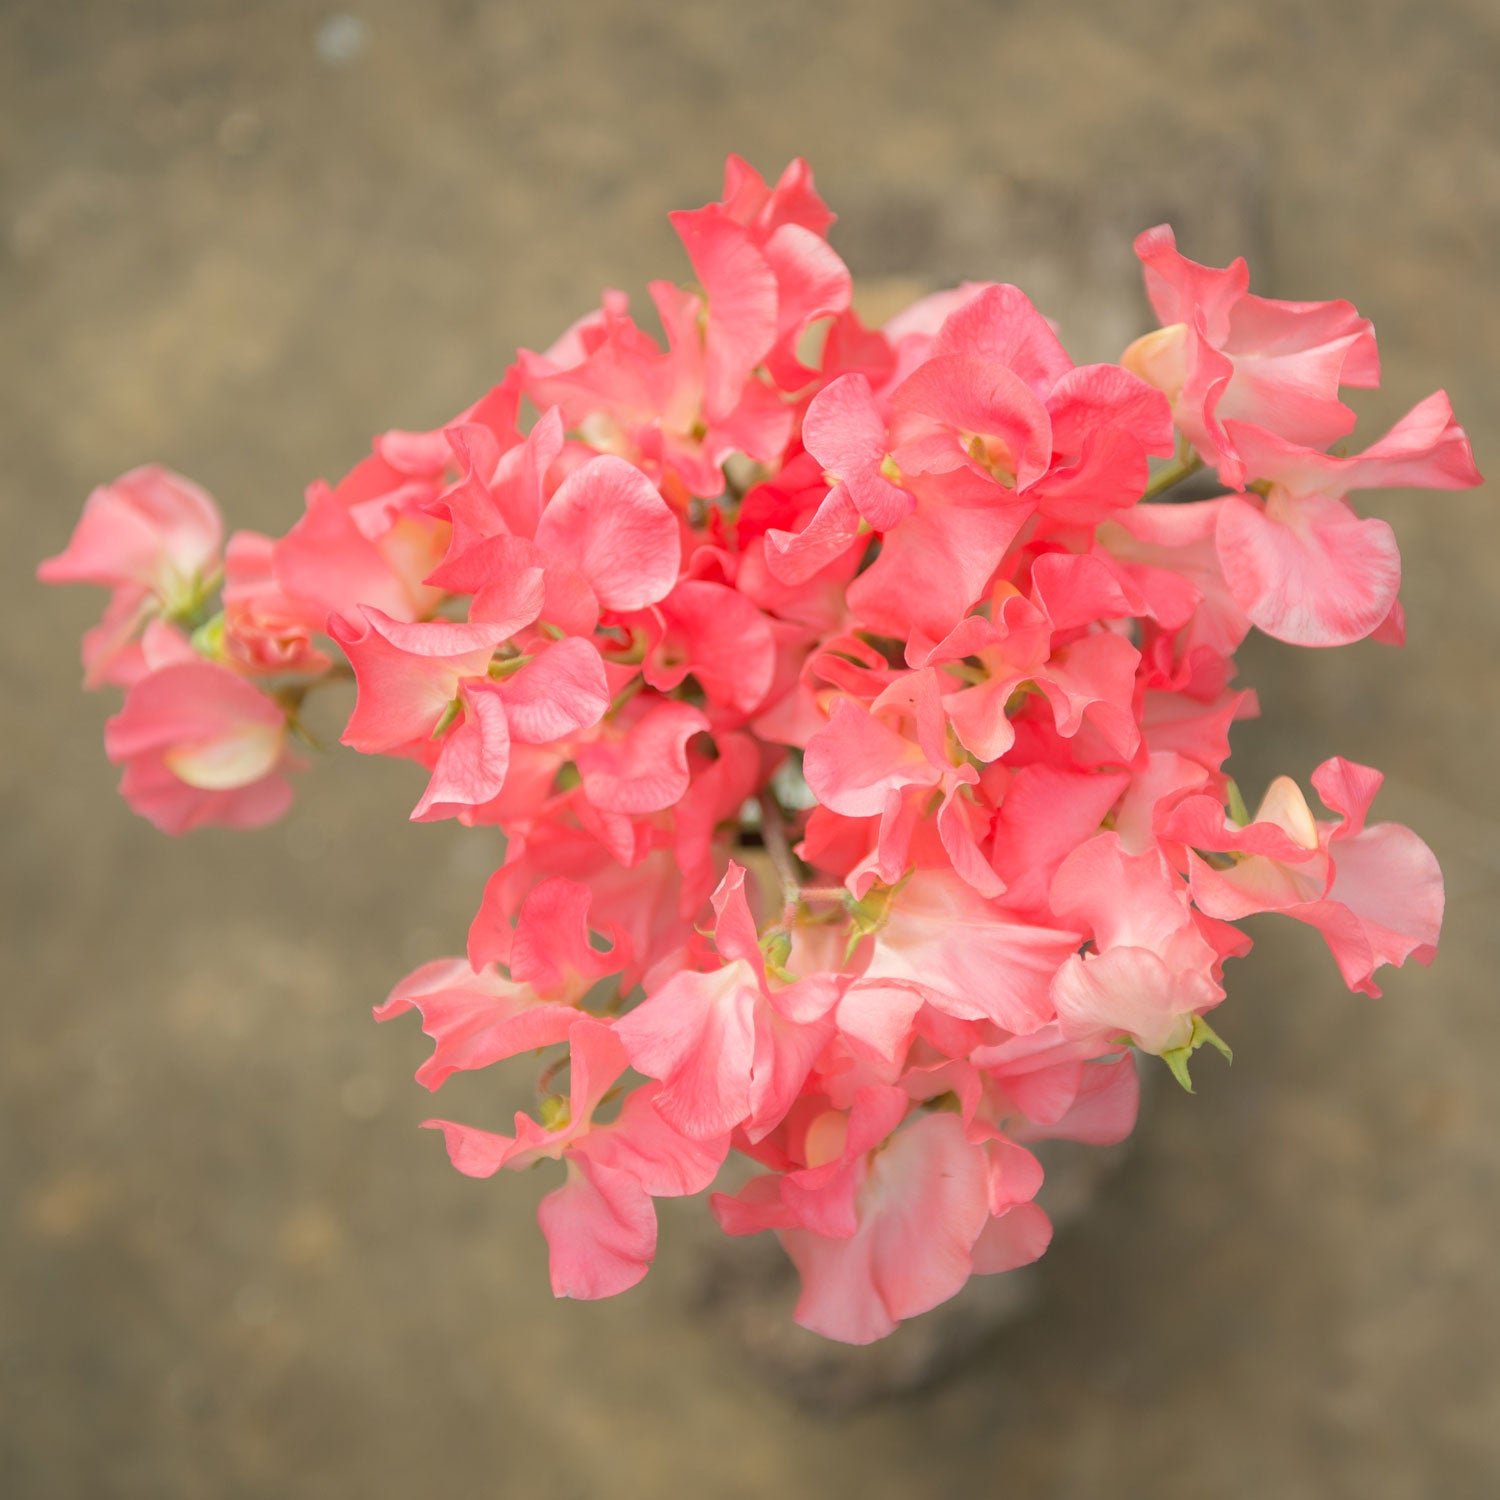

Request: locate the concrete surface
(3, 1), (1498, 1495)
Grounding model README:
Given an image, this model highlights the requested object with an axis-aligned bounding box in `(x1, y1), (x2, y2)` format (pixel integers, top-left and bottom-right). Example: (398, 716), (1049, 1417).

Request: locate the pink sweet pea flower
(1123, 225), (1379, 488)
(616, 863), (840, 1140)
(426, 1020), (728, 1300)
(273, 442), (451, 627)
(376, 876), (631, 1089)
(330, 608), (609, 821)
(219, 531), (331, 677)
(740, 1110), (994, 1345)
(522, 283), (792, 500)
(103, 659), (294, 834)
(39, 465), (224, 686)
(1047, 833), (1239, 1055)
(1160, 758), (1443, 996)
(857, 870), (1081, 1036)
(1214, 392), (1482, 646)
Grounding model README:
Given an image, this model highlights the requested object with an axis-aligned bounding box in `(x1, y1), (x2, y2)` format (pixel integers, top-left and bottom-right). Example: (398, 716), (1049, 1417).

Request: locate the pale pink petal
(783, 1114), (989, 1344)
(1215, 491), (1400, 647)
(1051, 946), (1219, 1054)
(1289, 823), (1443, 997)
(971, 1202), (1053, 1275)
(39, 465), (222, 599)
(586, 1084), (729, 1198)
(863, 872), (1080, 1034)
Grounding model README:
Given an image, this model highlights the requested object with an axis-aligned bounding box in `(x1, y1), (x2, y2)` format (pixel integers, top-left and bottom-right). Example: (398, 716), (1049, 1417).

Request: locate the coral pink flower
(741, 1111), (996, 1345)
(427, 1020), (728, 1299)
(39, 465), (224, 686)
(220, 531), (331, 677)
(1123, 225), (1379, 488)
(617, 864), (840, 1140)
(1160, 758), (1443, 995)
(43, 160), (1478, 1346)
(103, 659), (293, 833)
(330, 608), (608, 820)
(1214, 392), (1482, 646)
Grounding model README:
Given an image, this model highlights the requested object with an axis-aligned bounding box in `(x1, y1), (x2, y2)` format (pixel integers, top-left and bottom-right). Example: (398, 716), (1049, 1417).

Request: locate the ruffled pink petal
(1134, 225), (1249, 341)
(1215, 491), (1400, 647)
(892, 355), (1053, 491)
(424, 1118), (514, 1178)
(803, 374), (911, 530)
(645, 580), (777, 717)
(374, 958), (578, 1089)
(614, 961), (759, 1139)
(669, 205), (778, 420)
(764, 483), (863, 586)
(1289, 822), (1443, 997)
(533, 455), (681, 612)
(761, 223), (853, 389)
(804, 698), (939, 817)
(971, 1201), (1053, 1275)
(537, 1155), (657, 1300)
(1037, 631), (1142, 757)
(411, 679), (511, 821)
(1046, 362), (1175, 459)
(931, 282), (1074, 398)
(585, 1083), (729, 1198)
(845, 482), (1030, 643)
(328, 608), (510, 753)
(576, 700), (709, 814)
(508, 877), (629, 1000)
(783, 1114), (990, 1344)
(988, 765), (1131, 916)
(1310, 756), (1384, 839)
(497, 637), (609, 745)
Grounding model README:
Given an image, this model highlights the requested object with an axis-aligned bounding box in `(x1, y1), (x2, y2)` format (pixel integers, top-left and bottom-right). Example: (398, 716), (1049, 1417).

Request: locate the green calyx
(1160, 1014), (1234, 1094)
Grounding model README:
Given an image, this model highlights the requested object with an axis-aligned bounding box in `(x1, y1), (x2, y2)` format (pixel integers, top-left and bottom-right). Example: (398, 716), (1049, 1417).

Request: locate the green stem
(1141, 451), (1204, 502)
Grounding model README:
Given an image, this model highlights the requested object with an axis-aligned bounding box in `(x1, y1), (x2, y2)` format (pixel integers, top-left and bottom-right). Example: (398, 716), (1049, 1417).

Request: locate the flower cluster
(41, 159), (1478, 1344)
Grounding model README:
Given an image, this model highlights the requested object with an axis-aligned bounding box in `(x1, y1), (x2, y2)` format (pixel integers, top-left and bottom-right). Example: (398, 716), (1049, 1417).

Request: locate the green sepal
(759, 929), (795, 984)
(190, 612), (226, 660)
(1225, 777), (1251, 829)
(431, 697), (463, 739)
(1159, 1014), (1234, 1094)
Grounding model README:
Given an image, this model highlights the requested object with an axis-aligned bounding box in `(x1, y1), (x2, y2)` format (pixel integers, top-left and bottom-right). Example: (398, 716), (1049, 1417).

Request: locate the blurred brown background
(4, 2), (1498, 1495)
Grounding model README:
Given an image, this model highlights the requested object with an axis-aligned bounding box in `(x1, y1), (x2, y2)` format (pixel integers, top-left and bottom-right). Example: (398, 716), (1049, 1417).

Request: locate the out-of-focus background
(4, 2), (1498, 1495)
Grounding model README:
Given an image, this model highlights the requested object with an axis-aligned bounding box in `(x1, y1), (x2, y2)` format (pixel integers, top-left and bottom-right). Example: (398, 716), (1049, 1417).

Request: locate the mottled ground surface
(4, 2), (1499, 1495)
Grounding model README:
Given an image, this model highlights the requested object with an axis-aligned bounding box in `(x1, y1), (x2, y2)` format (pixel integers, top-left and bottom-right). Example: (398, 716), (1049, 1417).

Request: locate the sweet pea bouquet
(41, 158), (1479, 1345)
